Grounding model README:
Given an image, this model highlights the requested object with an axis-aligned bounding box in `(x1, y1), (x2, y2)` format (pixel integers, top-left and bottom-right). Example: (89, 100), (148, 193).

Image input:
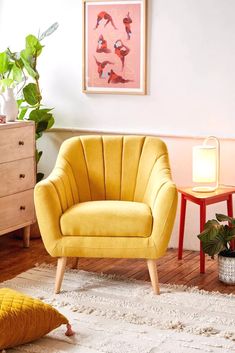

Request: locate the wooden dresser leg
(23, 225), (30, 248)
(147, 259), (160, 295)
(55, 257), (67, 294)
(72, 257), (79, 269)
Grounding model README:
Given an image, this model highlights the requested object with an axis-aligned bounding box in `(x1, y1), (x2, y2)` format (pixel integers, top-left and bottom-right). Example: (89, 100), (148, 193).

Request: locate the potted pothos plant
(0, 22), (59, 182)
(198, 213), (235, 284)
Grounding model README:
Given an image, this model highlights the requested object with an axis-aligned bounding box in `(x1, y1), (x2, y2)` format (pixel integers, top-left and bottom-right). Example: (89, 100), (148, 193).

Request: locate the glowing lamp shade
(192, 137), (220, 192)
(193, 146), (217, 182)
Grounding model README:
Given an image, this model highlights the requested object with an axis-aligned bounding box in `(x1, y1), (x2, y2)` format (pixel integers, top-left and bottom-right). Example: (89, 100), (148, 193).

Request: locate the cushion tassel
(65, 323), (75, 336)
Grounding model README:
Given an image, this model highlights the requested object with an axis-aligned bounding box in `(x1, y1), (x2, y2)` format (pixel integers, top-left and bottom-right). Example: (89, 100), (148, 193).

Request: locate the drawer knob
(20, 206), (26, 210)
(18, 141), (24, 146)
(19, 174), (25, 179)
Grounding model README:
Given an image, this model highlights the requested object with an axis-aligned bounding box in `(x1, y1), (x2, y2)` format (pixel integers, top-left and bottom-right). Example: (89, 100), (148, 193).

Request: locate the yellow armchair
(34, 135), (177, 294)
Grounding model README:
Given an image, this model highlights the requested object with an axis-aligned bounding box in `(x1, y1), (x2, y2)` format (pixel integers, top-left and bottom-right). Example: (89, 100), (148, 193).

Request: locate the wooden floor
(0, 233), (234, 294)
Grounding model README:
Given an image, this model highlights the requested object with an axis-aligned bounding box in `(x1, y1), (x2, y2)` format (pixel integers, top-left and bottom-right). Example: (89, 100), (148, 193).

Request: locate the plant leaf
(20, 48), (38, 79)
(36, 149), (43, 163)
(37, 172), (44, 183)
(228, 227), (235, 237)
(0, 78), (14, 89)
(26, 35), (43, 56)
(0, 52), (9, 74)
(198, 219), (221, 242)
(36, 131), (43, 140)
(18, 107), (28, 120)
(201, 232), (227, 256)
(6, 48), (20, 62)
(14, 57), (24, 70)
(216, 213), (233, 223)
(30, 109), (54, 131)
(216, 213), (235, 226)
(36, 120), (48, 133)
(12, 63), (22, 82)
(39, 22), (59, 41)
(23, 83), (41, 105)
(198, 218), (235, 257)
(29, 108), (52, 122)
(46, 116), (54, 129)
(17, 98), (24, 107)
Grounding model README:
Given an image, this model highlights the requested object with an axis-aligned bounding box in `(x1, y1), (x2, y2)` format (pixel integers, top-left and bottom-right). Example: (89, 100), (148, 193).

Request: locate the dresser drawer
(0, 125), (34, 163)
(0, 189), (35, 233)
(0, 158), (35, 197)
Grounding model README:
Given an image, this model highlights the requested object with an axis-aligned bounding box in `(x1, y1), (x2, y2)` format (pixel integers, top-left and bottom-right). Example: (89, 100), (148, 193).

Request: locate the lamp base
(192, 186), (217, 193)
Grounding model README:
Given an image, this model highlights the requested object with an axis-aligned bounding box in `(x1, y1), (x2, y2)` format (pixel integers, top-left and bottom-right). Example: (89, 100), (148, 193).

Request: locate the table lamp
(192, 136), (220, 192)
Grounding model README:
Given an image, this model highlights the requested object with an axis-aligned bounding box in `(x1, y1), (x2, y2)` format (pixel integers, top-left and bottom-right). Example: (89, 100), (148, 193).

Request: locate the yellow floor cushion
(0, 288), (73, 350)
(60, 200), (153, 237)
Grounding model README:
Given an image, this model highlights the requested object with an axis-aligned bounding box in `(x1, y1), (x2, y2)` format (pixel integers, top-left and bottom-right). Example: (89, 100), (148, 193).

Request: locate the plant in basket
(198, 213), (235, 284)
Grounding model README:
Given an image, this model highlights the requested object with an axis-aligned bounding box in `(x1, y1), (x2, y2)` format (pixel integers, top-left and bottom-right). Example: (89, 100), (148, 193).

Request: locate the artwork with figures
(83, 0), (147, 94)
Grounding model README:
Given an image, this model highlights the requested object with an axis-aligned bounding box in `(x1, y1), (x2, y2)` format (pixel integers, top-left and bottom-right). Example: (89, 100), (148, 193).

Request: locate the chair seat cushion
(60, 200), (153, 237)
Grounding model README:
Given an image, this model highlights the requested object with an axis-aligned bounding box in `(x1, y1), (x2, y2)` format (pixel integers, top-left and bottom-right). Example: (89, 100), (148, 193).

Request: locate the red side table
(178, 187), (235, 274)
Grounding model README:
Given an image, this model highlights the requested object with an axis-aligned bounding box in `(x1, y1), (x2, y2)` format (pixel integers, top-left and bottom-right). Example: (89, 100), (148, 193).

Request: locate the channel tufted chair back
(35, 135), (178, 295)
(55, 135), (172, 204)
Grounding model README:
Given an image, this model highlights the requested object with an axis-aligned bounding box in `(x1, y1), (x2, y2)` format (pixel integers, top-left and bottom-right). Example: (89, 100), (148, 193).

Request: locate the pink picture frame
(83, 0), (147, 95)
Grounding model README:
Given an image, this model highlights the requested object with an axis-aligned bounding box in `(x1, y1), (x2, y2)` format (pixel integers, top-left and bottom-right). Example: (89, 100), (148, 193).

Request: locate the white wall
(1, 0), (235, 250)
(1, 0), (235, 137)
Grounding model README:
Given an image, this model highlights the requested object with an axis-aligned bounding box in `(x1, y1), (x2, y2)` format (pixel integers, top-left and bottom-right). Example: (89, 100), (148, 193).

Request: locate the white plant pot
(218, 254), (235, 285)
(1, 88), (18, 122)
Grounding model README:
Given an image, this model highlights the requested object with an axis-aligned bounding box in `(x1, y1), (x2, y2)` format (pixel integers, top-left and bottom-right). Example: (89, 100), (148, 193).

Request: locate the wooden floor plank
(0, 234), (234, 294)
(159, 252), (199, 283)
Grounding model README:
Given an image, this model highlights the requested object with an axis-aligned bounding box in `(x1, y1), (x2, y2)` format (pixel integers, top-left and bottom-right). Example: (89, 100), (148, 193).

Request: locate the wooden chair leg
(55, 257), (67, 294)
(72, 257), (79, 269)
(147, 259), (160, 295)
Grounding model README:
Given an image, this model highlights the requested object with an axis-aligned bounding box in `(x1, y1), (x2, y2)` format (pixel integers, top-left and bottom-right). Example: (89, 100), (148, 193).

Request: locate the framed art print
(83, 0), (147, 94)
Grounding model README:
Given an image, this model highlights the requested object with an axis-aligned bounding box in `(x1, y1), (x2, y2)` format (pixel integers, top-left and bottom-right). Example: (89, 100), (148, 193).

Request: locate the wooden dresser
(0, 121), (36, 247)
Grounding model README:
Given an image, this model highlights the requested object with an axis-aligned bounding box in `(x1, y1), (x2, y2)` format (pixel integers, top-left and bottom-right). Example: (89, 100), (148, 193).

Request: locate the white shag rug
(1, 265), (235, 353)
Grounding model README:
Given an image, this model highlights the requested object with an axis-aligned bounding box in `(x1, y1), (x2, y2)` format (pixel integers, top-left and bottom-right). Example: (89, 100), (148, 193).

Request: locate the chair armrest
(34, 167), (78, 256)
(141, 153), (178, 256)
(149, 181), (178, 256)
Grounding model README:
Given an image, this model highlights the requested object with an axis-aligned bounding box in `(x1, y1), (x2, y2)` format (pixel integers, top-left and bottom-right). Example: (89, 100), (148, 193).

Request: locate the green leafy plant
(0, 22), (59, 182)
(198, 213), (235, 258)
(0, 49), (24, 91)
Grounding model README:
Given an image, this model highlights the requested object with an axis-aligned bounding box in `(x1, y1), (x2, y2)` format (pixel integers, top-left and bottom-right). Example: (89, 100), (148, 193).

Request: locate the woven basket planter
(218, 253), (235, 285)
